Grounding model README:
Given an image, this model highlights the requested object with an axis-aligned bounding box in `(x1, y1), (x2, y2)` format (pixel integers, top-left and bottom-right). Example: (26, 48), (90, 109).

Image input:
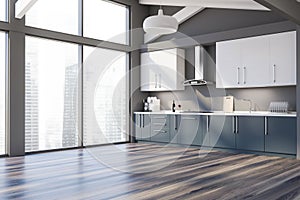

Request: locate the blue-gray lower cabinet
(265, 117), (296, 155)
(169, 115), (179, 144)
(236, 116), (265, 151)
(208, 116), (235, 149)
(151, 115), (170, 143)
(135, 114), (151, 141)
(135, 114), (142, 140)
(177, 115), (202, 145)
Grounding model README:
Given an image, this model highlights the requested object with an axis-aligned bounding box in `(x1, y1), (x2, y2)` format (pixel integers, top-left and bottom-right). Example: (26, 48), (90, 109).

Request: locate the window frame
(24, 0), (131, 46)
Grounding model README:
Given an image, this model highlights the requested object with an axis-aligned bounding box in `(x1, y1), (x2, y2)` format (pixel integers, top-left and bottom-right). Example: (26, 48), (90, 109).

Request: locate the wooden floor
(1, 143), (300, 200)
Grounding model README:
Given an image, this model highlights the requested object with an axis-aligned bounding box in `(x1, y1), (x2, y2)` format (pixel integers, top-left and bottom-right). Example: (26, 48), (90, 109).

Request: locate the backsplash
(151, 86), (296, 111)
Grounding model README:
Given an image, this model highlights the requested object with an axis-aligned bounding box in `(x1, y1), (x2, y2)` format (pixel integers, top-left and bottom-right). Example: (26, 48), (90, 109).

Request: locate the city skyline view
(25, 37), (127, 152)
(0, 0), (129, 154)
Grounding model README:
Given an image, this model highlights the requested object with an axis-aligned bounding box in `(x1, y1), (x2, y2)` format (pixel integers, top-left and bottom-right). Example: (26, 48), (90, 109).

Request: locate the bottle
(143, 99), (149, 111)
(172, 100), (176, 112)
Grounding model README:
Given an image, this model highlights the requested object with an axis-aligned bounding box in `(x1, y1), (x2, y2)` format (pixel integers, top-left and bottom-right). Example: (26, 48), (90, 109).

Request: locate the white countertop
(134, 110), (297, 117)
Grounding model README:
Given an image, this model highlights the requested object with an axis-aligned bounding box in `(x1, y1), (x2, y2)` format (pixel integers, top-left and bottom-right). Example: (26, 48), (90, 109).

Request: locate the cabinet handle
(243, 67), (246, 84)
(152, 117), (166, 119)
(155, 74), (157, 88)
(153, 130), (167, 133)
(206, 116), (209, 132)
(273, 65), (276, 83)
(159, 74), (162, 88)
(233, 116), (235, 133)
(235, 116), (238, 134)
(142, 115), (144, 128)
(237, 67), (240, 84)
(139, 115), (142, 128)
(264, 117), (268, 135)
(182, 117), (197, 120)
(174, 116), (177, 130)
(153, 123), (166, 126)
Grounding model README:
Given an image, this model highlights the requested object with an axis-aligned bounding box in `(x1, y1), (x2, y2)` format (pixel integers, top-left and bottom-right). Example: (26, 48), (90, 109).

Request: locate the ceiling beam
(254, 0), (300, 25)
(15, 0), (38, 19)
(139, 0), (269, 11)
(145, 6), (204, 43)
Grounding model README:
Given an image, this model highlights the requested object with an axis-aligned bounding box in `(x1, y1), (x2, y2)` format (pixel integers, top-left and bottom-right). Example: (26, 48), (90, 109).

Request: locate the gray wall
(145, 6), (296, 112)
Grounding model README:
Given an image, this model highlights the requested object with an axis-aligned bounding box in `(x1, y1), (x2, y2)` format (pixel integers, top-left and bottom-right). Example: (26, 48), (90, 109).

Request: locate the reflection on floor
(0, 143), (300, 199)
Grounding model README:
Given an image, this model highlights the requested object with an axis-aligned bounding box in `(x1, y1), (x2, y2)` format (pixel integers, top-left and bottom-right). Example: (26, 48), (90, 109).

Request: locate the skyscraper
(62, 64), (79, 147)
(83, 52), (127, 145)
(25, 62), (39, 152)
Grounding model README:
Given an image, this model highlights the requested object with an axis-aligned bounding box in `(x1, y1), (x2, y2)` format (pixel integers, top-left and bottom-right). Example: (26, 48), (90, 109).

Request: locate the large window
(25, 0), (79, 35)
(83, 46), (128, 145)
(0, 32), (6, 155)
(25, 0), (129, 45)
(25, 36), (80, 152)
(83, 0), (129, 45)
(0, 0), (7, 22)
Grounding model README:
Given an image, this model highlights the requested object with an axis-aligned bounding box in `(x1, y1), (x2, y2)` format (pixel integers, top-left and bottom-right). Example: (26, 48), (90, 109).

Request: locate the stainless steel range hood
(183, 45), (212, 86)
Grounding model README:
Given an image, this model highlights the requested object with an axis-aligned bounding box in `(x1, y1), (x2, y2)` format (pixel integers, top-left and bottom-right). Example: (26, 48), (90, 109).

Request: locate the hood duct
(183, 45), (211, 86)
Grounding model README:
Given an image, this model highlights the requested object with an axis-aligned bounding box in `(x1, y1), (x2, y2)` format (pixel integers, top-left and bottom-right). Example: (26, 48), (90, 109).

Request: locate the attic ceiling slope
(140, 0), (269, 10)
(144, 7), (204, 43)
(254, 0), (300, 25)
(141, 0), (270, 43)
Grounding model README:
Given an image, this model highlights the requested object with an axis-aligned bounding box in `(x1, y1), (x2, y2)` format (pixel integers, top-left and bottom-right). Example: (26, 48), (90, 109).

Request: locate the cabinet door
(157, 49), (178, 91)
(141, 114), (151, 141)
(241, 36), (270, 87)
(265, 117), (296, 154)
(270, 31), (296, 86)
(135, 114), (151, 141)
(209, 116), (235, 149)
(202, 116), (210, 147)
(178, 115), (201, 145)
(169, 115), (179, 144)
(151, 115), (170, 143)
(216, 40), (241, 88)
(140, 53), (158, 91)
(140, 49), (185, 91)
(236, 116), (264, 151)
(135, 114), (142, 140)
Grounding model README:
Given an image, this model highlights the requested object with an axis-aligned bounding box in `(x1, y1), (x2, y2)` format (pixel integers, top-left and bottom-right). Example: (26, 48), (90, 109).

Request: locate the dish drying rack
(268, 101), (289, 113)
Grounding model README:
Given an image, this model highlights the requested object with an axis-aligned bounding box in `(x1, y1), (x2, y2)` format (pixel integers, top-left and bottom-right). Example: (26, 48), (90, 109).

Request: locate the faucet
(242, 99), (253, 112)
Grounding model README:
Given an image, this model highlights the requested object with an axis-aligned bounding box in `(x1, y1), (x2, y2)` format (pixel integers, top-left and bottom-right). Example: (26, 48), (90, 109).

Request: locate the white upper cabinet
(140, 48), (185, 91)
(269, 31), (296, 86)
(216, 31), (296, 88)
(216, 40), (241, 88)
(240, 36), (270, 87)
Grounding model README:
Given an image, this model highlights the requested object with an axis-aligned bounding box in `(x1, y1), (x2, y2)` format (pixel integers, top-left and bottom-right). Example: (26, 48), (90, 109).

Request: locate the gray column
(297, 25), (300, 159)
(6, 0), (25, 156)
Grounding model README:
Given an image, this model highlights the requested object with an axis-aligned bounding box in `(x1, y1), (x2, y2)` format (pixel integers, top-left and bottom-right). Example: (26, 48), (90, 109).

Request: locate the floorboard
(0, 143), (299, 199)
